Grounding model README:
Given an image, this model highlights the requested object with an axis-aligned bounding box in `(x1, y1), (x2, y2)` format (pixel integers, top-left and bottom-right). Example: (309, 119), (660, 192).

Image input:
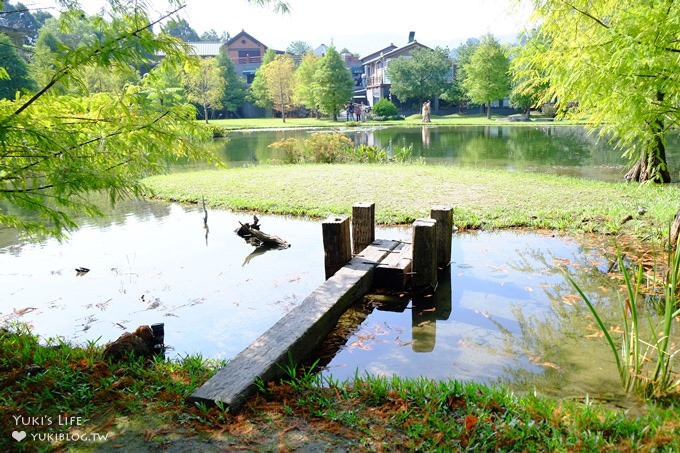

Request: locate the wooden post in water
(430, 206), (453, 267)
(352, 202), (375, 254)
(411, 218), (437, 291)
(323, 216), (352, 279)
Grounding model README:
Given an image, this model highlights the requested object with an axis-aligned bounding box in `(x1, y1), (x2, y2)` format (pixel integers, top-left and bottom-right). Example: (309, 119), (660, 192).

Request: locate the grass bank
(207, 112), (573, 131)
(145, 164), (680, 241)
(1, 327), (678, 451)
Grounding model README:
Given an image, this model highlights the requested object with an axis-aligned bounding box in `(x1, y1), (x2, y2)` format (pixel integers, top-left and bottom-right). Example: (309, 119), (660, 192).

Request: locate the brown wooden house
(225, 30), (270, 84)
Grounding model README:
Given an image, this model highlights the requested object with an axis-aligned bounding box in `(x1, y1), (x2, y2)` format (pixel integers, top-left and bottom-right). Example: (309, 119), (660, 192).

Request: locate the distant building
(361, 34), (430, 107)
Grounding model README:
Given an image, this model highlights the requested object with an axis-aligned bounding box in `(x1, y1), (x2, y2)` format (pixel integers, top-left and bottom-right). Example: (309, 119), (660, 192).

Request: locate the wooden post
(352, 202), (375, 254)
(323, 216), (351, 279)
(411, 218), (437, 291)
(430, 206), (453, 267)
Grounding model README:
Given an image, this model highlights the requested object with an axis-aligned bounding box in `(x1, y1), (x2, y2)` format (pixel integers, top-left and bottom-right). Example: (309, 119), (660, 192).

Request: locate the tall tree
(509, 33), (549, 119)
(442, 38), (478, 107)
(184, 57), (225, 123)
(462, 34), (510, 119)
(516, 0), (680, 183)
(313, 46), (354, 121)
(294, 52), (320, 113)
(386, 47), (452, 108)
(0, 33), (35, 99)
(163, 18), (200, 42)
(248, 48), (277, 115)
(261, 54), (296, 122)
(286, 40), (312, 57)
(216, 45), (245, 116)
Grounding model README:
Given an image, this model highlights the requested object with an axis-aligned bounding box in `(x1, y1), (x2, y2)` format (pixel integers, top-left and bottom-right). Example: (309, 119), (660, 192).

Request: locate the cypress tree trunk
(625, 92), (671, 183)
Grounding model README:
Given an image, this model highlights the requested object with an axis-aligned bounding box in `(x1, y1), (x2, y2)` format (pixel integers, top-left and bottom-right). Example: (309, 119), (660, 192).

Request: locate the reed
(569, 245), (680, 397)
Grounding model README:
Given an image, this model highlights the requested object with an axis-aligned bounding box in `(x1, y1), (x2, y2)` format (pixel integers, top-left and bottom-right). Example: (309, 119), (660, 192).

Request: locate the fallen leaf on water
(13, 307), (37, 316)
(561, 294), (581, 305)
(542, 362), (560, 370)
(458, 339), (469, 348)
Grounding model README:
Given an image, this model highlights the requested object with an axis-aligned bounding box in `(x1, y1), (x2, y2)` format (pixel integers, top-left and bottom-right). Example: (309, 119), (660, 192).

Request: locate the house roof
(187, 41), (224, 57)
(227, 30), (268, 49)
(360, 44), (397, 63)
(362, 41), (431, 65)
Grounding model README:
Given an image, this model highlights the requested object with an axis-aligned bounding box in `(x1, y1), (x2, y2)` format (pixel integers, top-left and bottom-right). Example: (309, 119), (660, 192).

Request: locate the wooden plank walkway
(189, 239), (400, 412)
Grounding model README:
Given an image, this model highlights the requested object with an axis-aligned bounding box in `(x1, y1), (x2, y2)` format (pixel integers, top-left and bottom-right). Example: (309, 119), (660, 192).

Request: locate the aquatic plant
(568, 245), (680, 398)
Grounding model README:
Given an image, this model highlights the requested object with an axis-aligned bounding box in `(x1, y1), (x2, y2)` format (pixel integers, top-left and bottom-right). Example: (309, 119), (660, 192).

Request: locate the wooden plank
(189, 239), (400, 412)
(412, 218), (438, 291)
(430, 206), (453, 267)
(375, 242), (412, 290)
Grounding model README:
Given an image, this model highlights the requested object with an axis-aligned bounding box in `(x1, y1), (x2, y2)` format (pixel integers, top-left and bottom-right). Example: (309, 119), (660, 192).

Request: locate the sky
(27, 0), (534, 57)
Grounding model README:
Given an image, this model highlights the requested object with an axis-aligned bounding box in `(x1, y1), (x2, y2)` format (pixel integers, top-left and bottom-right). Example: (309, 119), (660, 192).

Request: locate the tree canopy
(0, 33), (34, 99)
(516, 0), (680, 182)
(462, 34), (510, 119)
(184, 57), (225, 123)
(313, 46), (354, 121)
(386, 47), (452, 106)
(261, 54), (296, 122)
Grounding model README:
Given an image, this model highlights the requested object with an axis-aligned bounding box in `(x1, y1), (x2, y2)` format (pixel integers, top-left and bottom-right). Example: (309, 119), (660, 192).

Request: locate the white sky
(27, 0), (533, 56)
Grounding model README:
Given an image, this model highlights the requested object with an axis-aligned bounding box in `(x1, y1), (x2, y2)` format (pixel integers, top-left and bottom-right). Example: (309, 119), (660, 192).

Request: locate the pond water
(0, 199), (654, 403)
(206, 125), (680, 182)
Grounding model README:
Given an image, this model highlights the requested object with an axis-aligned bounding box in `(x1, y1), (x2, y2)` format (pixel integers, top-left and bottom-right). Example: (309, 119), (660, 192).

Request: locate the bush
(303, 132), (354, 163)
(372, 99), (398, 117)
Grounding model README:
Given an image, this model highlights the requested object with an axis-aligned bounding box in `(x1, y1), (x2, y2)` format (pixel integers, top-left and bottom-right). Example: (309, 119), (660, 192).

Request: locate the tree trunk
(486, 101), (492, 119)
(625, 92), (671, 183)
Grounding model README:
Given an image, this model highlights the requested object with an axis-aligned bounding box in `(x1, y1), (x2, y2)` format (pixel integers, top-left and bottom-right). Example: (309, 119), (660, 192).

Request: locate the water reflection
(315, 230), (665, 403)
(206, 126), (680, 182)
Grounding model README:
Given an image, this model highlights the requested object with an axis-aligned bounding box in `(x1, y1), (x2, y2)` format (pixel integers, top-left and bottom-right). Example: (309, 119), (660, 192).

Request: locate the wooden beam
(322, 216), (352, 279)
(189, 239), (400, 413)
(352, 202), (375, 255)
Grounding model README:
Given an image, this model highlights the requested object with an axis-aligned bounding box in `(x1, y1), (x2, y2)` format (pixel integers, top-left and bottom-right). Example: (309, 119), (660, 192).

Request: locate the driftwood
(235, 215), (290, 249)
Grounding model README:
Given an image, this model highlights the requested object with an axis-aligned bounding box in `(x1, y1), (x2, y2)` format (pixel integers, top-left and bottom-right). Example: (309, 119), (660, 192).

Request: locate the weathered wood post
(322, 216), (352, 279)
(352, 202), (375, 254)
(411, 218), (437, 291)
(430, 206), (453, 267)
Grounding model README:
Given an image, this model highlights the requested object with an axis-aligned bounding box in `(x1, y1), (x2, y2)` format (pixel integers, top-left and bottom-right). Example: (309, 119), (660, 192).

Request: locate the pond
(206, 125), (680, 182)
(0, 199), (661, 404)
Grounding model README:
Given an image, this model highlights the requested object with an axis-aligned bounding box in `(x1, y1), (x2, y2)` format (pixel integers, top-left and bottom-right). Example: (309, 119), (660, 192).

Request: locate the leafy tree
(286, 40), (312, 57)
(261, 54), (296, 122)
(386, 47), (452, 107)
(462, 34), (510, 119)
(163, 18), (199, 42)
(442, 39), (478, 107)
(200, 29), (219, 41)
(0, 33), (35, 99)
(216, 45), (245, 116)
(294, 52), (320, 113)
(313, 46), (354, 121)
(248, 48), (278, 115)
(142, 57), (187, 109)
(516, 0), (680, 183)
(0, 1), (46, 43)
(184, 57), (225, 123)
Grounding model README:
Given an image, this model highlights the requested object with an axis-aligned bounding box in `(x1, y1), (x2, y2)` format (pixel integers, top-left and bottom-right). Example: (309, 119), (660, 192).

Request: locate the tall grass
(569, 245), (680, 397)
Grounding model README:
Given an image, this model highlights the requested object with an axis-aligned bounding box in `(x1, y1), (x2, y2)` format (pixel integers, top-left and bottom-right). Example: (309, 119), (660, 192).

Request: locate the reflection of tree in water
(485, 239), (629, 400)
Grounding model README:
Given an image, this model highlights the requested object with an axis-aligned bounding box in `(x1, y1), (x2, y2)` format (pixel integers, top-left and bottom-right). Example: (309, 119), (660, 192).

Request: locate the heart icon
(12, 430), (27, 442)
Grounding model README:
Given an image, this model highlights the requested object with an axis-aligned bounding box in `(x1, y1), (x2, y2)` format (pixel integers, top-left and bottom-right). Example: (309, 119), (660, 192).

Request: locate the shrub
(372, 99), (398, 117)
(269, 138), (303, 163)
(303, 132), (354, 163)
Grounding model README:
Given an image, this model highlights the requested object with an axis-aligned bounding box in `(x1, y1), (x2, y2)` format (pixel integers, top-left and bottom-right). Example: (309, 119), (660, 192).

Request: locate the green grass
(1, 326), (678, 452)
(145, 163), (680, 241)
(207, 112), (577, 131)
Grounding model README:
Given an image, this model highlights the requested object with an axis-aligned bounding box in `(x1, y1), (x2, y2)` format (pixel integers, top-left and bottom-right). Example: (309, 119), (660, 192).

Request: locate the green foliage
(387, 47), (452, 104)
(286, 40), (312, 56)
(517, 1), (680, 182)
(216, 45), (245, 115)
(183, 57), (225, 123)
(0, 1), (214, 237)
(261, 54), (296, 122)
(372, 98), (398, 117)
(0, 33), (35, 99)
(248, 48), (278, 112)
(294, 52), (321, 111)
(313, 47), (354, 121)
(462, 34), (511, 119)
(163, 18), (200, 42)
